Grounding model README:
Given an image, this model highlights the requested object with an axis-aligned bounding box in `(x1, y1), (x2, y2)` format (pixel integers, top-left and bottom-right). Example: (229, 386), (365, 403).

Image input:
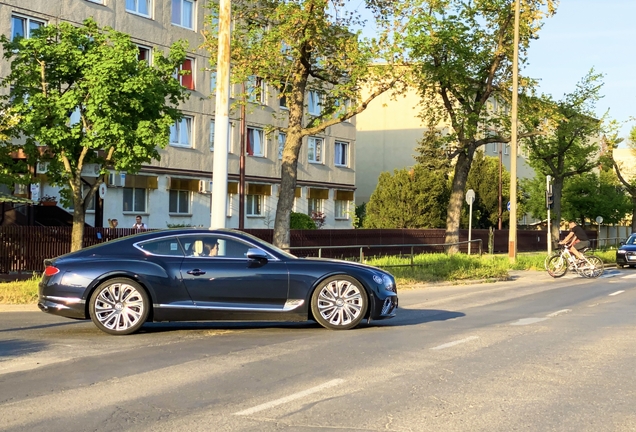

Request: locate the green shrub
(290, 212), (316, 229)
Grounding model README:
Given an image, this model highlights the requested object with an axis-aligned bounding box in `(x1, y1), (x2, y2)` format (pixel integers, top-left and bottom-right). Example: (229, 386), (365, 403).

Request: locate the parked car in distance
(616, 233), (636, 268)
(38, 229), (398, 335)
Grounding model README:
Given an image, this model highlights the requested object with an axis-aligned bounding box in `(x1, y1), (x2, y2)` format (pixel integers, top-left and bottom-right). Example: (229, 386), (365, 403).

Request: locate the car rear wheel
(311, 276), (368, 330)
(89, 278), (150, 335)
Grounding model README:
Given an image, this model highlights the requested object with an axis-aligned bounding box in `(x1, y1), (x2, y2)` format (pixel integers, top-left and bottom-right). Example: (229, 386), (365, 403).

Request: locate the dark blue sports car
(616, 233), (636, 268)
(38, 229), (398, 335)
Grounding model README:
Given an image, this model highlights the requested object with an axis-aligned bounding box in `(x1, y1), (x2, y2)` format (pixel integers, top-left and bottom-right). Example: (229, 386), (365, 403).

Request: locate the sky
(522, 0), (636, 141)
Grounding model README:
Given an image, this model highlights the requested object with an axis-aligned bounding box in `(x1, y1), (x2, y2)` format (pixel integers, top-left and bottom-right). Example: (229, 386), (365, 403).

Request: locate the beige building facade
(1, 0), (356, 229)
(355, 87), (536, 206)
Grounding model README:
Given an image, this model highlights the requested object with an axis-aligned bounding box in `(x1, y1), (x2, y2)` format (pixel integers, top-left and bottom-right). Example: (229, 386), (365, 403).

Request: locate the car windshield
(237, 231), (298, 259)
(627, 235), (636, 245)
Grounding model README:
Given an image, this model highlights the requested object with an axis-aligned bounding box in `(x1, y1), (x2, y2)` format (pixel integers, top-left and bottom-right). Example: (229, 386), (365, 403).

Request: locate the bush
(290, 212), (316, 229)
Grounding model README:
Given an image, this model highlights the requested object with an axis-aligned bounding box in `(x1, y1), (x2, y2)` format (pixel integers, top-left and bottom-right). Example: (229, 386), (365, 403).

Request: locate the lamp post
(211, 0), (231, 228)
(508, 0), (520, 262)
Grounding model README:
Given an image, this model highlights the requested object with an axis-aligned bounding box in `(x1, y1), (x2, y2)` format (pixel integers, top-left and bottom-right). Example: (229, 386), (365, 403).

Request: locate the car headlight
(617, 250), (627, 254)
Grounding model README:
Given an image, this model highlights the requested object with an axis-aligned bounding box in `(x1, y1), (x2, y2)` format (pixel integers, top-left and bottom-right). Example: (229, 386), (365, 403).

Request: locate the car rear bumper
(38, 296), (86, 319)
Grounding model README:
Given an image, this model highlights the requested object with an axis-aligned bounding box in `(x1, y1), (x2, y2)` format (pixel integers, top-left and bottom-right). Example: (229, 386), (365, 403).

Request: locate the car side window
(179, 235), (253, 259)
(137, 237), (184, 256)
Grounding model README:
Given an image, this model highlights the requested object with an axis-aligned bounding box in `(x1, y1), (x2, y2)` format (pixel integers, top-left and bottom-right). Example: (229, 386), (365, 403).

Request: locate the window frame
(125, 0), (152, 18)
(175, 57), (195, 90)
(169, 189), (191, 214)
(246, 126), (265, 157)
(170, 115), (193, 148)
(137, 44), (152, 64)
(334, 200), (349, 220)
(307, 90), (321, 116)
(247, 76), (266, 105)
(334, 140), (349, 167)
(307, 136), (323, 164)
(246, 194), (263, 217)
(11, 14), (45, 41)
(171, 0), (195, 30)
(278, 132), (286, 160)
(307, 197), (323, 216)
(122, 187), (147, 213)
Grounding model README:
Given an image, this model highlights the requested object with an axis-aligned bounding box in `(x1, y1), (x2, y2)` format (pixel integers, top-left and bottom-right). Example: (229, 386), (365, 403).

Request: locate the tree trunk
(272, 60), (309, 250)
(444, 146), (474, 253)
(71, 207), (85, 252)
(631, 196), (636, 233)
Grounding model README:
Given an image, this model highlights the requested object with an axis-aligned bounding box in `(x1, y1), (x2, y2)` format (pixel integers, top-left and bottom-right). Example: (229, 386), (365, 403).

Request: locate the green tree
(0, 19), (188, 251)
(290, 212), (317, 229)
(403, 0), (556, 252)
(522, 71), (605, 243)
(203, 0), (404, 249)
(463, 152), (510, 229)
(609, 125), (636, 231)
(0, 107), (25, 186)
(363, 165), (449, 228)
(561, 170), (630, 227)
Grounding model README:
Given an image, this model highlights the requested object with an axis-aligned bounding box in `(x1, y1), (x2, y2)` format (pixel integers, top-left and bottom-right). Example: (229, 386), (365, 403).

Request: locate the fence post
(359, 247), (364, 263)
(319, 248), (322, 258)
(410, 246), (414, 269)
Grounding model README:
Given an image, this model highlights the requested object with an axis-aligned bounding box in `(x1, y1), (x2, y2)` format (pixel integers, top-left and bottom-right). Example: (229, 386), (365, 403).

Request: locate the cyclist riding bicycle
(558, 221), (590, 263)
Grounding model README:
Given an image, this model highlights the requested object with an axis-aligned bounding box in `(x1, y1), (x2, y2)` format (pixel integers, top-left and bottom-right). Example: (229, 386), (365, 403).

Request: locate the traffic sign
(466, 189), (475, 205)
(507, 201), (511, 211)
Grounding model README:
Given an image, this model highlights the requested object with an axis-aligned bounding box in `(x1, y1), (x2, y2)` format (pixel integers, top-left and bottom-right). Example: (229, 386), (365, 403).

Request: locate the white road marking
(621, 273), (636, 279)
(431, 336), (479, 351)
(511, 317), (548, 326)
(609, 290), (625, 296)
(233, 379), (345, 416)
(547, 309), (571, 317)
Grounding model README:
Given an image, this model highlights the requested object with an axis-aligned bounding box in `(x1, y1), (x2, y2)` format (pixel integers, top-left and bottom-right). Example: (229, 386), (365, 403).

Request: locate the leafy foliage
(403, 0), (557, 251)
(463, 152), (510, 229)
(0, 18), (189, 250)
(203, 0), (405, 248)
(290, 211), (317, 229)
(364, 165), (449, 228)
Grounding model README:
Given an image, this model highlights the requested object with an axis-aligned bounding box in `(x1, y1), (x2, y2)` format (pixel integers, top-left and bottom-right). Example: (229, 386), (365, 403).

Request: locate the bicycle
(546, 244), (604, 279)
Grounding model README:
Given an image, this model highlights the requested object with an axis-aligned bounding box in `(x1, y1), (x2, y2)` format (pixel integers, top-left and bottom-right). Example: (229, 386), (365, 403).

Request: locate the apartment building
(0, 0), (356, 229)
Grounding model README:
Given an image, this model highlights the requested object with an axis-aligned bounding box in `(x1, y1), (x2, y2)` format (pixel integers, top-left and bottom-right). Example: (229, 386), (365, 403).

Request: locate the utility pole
(239, 82), (246, 230)
(546, 175), (552, 255)
(498, 142), (503, 230)
(508, 0), (520, 262)
(210, 0), (231, 229)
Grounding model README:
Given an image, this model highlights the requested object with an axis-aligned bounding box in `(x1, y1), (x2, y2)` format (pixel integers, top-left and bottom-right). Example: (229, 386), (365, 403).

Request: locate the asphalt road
(1, 268), (636, 432)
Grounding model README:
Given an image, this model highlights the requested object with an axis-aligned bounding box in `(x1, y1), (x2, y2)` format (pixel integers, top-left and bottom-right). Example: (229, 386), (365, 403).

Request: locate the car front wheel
(89, 278), (150, 335)
(311, 276), (368, 330)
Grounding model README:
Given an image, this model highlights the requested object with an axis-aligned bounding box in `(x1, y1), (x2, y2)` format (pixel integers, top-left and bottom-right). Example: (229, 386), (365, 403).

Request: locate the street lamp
(508, 0), (520, 262)
(211, 0), (232, 228)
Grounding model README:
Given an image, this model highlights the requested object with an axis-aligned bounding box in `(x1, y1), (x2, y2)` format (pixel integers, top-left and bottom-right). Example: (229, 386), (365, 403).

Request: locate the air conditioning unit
(199, 179), (212, 194)
(81, 163), (100, 178)
(36, 162), (49, 174)
(107, 172), (125, 187)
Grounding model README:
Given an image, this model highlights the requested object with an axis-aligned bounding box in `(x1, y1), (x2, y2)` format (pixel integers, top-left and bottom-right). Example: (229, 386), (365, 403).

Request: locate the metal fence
(0, 225), (605, 274)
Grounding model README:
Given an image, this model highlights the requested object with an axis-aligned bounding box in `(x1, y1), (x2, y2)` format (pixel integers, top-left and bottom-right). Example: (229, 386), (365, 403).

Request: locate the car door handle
(187, 269), (206, 276)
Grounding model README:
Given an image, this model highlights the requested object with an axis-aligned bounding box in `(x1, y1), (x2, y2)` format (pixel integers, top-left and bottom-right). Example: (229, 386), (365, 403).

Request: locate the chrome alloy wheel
(94, 282), (146, 333)
(316, 279), (364, 327)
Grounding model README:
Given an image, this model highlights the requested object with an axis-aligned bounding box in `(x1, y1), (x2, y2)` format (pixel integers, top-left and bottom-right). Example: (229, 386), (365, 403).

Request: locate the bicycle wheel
(544, 251), (559, 270)
(581, 255), (604, 279)
(547, 255), (568, 278)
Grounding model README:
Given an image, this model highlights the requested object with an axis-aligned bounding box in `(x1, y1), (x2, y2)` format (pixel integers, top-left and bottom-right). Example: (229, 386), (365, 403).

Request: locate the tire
(581, 255), (604, 279)
(544, 251), (559, 271)
(311, 275), (368, 330)
(547, 255), (568, 278)
(89, 278), (150, 335)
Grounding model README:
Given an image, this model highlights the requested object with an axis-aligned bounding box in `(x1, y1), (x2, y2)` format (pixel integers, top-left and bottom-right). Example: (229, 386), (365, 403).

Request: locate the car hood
(619, 245), (636, 252)
(298, 256), (390, 274)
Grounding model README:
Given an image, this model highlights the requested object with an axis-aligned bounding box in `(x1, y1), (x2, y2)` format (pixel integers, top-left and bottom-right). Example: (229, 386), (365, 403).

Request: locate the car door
(178, 234), (290, 318)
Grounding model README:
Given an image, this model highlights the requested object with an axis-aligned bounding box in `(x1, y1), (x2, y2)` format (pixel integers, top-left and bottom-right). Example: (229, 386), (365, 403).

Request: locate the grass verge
(0, 250), (617, 304)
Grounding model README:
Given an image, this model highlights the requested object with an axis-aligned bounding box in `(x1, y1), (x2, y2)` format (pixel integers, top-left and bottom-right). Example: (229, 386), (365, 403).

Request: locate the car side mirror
(246, 248), (269, 261)
(620, 241), (625, 246)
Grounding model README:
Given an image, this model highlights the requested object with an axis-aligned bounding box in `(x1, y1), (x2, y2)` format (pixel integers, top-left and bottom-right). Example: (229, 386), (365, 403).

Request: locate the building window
(334, 98), (351, 122)
(334, 141), (349, 167)
(504, 144), (509, 155)
(308, 137), (323, 163)
(210, 120), (234, 152)
(11, 15), (45, 41)
(335, 200), (349, 219)
(137, 45), (151, 64)
(175, 58), (194, 90)
(170, 116), (193, 148)
(308, 91), (321, 116)
(169, 190), (190, 214)
(247, 127), (264, 157)
(278, 85), (289, 110)
(246, 194), (262, 216)
(278, 132), (286, 160)
(172, 0), (194, 29)
(126, 0), (151, 17)
(308, 198), (323, 215)
(247, 76), (266, 104)
(123, 187), (147, 213)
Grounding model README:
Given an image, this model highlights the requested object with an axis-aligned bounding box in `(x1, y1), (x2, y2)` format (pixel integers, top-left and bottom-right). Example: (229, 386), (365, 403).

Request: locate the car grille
(381, 297), (397, 315)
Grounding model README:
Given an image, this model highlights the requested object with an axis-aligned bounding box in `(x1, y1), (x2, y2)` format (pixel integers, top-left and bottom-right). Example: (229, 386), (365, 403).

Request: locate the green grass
(0, 274), (40, 304)
(0, 250), (618, 304)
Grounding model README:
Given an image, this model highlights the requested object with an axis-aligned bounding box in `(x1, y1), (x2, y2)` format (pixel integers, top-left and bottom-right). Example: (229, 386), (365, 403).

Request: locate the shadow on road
(0, 339), (48, 358)
(0, 321), (85, 334)
(365, 308), (465, 328)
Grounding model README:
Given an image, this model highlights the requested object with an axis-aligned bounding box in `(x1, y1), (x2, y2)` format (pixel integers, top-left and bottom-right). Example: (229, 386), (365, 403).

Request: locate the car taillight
(44, 266), (60, 277)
